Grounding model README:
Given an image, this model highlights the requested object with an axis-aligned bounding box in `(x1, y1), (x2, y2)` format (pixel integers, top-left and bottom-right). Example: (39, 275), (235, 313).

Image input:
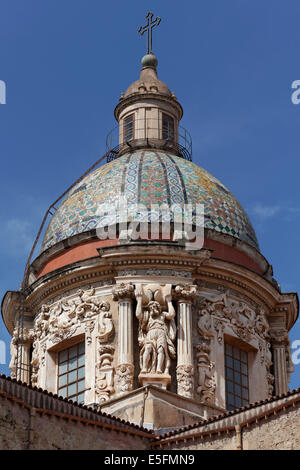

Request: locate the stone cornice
(3, 244), (298, 336)
(27, 228), (271, 287)
(153, 389), (300, 448)
(114, 92), (183, 121)
(194, 259), (298, 330)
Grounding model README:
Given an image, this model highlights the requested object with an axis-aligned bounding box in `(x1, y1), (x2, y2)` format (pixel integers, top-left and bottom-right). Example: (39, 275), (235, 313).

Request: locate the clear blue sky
(0, 0), (299, 389)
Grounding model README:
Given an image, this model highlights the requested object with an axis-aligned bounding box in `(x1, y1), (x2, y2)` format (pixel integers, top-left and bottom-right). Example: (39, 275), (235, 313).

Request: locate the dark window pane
(78, 380), (85, 393)
(162, 114), (174, 141)
(69, 346), (77, 359)
(234, 371), (241, 383)
(124, 115), (134, 141)
(59, 387), (67, 398)
(69, 356), (77, 371)
(78, 355), (85, 367)
(68, 370), (77, 383)
(59, 375), (67, 387)
(233, 348), (240, 359)
(225, 356), (233, 367)
(58, 342), (85, 403)
(241, 351), (247, 363)
(77, 393), (85, 404)
(227, 393), (235, 406)
(78, 367), (85, 380)
(242, 375), (248, 387)
(68, 383), (76, 396)
(59, 362), (68, 375)
(59, 350), (68, 364)
(225, 344), (249, 411)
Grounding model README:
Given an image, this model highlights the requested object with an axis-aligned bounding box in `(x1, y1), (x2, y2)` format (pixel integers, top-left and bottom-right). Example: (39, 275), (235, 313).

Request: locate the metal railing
(105, 117), (192, 162)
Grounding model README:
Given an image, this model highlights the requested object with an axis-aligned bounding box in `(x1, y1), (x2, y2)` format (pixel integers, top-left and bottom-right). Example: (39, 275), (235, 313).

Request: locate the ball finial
(141, 53), (158, 69)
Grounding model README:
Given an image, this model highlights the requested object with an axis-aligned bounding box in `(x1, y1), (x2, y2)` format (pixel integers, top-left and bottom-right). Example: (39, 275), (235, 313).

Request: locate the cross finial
(138, 11), (161, 55)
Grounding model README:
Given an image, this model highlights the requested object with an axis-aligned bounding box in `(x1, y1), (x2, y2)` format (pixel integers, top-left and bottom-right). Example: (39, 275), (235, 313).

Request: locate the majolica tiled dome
(41, 151), (259, 252)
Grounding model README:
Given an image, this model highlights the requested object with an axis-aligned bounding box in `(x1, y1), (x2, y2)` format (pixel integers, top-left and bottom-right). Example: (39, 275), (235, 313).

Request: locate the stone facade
(0, 376), (152, 450)
(0, 375), (299, 450)
(1, 44), (299, 450)
(3, 242), (297, 422)
(154, 389), (300, 450)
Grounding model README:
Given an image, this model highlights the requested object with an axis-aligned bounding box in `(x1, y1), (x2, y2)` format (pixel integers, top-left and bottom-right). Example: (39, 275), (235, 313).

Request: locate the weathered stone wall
(242, 405), (300, 450)
(0, 393), (150, 450)
(163, 398), (300, 451)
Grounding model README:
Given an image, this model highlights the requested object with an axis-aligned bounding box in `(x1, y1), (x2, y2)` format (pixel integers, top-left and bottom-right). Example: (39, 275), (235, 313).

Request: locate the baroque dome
(41, 151), (259, 253)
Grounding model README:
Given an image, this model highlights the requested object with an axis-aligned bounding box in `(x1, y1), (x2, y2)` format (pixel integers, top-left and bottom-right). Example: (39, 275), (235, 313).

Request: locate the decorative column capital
(112, 282), (135, 301)
(174, 284), (197, 303)
(269, 328), (289, 346)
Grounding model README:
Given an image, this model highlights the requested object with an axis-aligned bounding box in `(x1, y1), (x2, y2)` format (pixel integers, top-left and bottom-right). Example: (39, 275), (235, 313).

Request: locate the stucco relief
(95, 300), (115, 403)
(31, 288), (116, 395)
(197, 303), (216, 404)
(95, 344), (115, 403)
(196, 291), (272, 403)
(198, 292), (270, 343)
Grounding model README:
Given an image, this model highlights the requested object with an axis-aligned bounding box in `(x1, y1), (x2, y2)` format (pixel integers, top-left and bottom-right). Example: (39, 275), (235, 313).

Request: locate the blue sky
(0, 0), (299, 389)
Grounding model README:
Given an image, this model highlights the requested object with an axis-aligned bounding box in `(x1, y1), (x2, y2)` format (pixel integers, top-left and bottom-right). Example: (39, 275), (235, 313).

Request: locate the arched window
(225, 343), (249, 410)
(57, 342), (85, 403)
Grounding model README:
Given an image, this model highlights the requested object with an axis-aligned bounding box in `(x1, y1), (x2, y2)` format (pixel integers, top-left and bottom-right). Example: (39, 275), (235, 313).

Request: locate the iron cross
(138, 12), (161, 55)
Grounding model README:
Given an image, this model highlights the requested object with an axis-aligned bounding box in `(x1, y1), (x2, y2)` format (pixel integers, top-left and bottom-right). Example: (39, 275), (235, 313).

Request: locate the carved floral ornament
(195, 291), (273, 403)
(25, 288), (116, 395)
(197, 291), (270, 344)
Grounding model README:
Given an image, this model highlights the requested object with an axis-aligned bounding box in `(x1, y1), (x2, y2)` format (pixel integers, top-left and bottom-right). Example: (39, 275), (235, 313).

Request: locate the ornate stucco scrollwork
(196, 344), (216, 403)
(259, 340), (274, 398)
(31, 288), (116, 393)
(196, 298), (216, 404)
(176, 364), (194, 397)
(95, 301), (115, 403)
(95, 344), (115, 403)
(115, 364), (135, 393)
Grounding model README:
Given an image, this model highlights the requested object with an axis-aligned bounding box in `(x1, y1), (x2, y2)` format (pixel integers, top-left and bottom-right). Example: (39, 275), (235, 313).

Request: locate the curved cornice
(114, 92), (183, 121)
(2, 243), (298, 336)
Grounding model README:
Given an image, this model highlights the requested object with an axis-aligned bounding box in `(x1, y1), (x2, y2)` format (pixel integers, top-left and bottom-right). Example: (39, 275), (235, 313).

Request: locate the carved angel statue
(135, 288), (176, 375)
